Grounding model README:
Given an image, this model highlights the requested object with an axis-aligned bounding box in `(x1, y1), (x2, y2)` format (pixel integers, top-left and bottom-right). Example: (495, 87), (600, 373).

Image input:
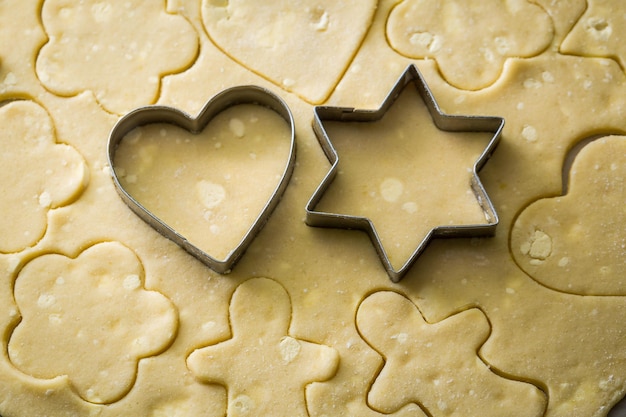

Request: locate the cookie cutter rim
(305, 64), (504, 282)
(107, 85), (296, 274)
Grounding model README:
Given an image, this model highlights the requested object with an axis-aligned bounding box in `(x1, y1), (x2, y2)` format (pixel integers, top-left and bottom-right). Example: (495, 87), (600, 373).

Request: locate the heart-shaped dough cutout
(201, 0), (377, 104)
(108, 86), (295, 273)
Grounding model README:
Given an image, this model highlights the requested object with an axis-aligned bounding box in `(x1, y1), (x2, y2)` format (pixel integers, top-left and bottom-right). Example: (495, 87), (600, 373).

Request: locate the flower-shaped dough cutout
(201, 0), (377, 103)
(356, 291), (546, 416)
(386, 0), (553, 90)
(36, 0), (198, 114)
(0, 100), (87, 253)
(8, 242), (178, 404)
(561, 0), (626, 69)
(511, 136), (626, 295)
(187, 278), (339, 416)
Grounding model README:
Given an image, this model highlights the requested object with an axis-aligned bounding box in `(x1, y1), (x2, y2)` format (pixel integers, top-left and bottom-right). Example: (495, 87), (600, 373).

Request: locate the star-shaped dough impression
(36, 0), (198, 114)
(356, 291), (546, 416)
(187, 278), (339, 416)
(306, 65), (502, 281)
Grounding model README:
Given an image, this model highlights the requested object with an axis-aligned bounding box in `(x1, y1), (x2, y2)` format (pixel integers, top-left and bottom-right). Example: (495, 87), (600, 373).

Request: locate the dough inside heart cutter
(107, 85), (296, 274)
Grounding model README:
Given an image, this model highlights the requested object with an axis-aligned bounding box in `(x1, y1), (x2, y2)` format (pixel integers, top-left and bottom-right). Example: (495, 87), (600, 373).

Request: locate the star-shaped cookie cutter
(107, 85), (296, 274)
(305, 64), (504, 282)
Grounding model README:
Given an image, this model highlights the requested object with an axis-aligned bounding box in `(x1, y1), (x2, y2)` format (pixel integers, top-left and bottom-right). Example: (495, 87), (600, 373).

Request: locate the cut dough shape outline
(0, 98), (88, 254)
(35, 0), (200, 115)
(7, 241), (179, 404)
(356, 290), (547, 416)
(187, 277), (339, 416)
(560, 0), (626, 73)
(510, 135), (626, 296)
(385, 0), (554, 90)
(0, 0), (48, 97)
(200, 0), (378, 104)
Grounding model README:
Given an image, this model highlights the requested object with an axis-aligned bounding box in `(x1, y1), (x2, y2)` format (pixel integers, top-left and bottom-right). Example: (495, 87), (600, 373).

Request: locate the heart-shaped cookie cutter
(107, 85), (296, 274)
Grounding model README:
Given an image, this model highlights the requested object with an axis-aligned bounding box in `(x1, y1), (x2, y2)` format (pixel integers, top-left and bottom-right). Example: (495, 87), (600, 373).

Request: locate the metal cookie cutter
(306, 64), (504, 282)
(108, 85), (296, 274)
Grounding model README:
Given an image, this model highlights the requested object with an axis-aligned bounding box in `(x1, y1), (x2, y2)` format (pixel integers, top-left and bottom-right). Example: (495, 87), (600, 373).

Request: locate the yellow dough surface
(1, 1), (626, 417)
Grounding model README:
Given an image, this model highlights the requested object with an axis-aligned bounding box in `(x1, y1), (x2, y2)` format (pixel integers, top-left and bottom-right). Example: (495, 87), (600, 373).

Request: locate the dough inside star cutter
(306, 64), (504, 282)
(107, 85), (296, 274)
